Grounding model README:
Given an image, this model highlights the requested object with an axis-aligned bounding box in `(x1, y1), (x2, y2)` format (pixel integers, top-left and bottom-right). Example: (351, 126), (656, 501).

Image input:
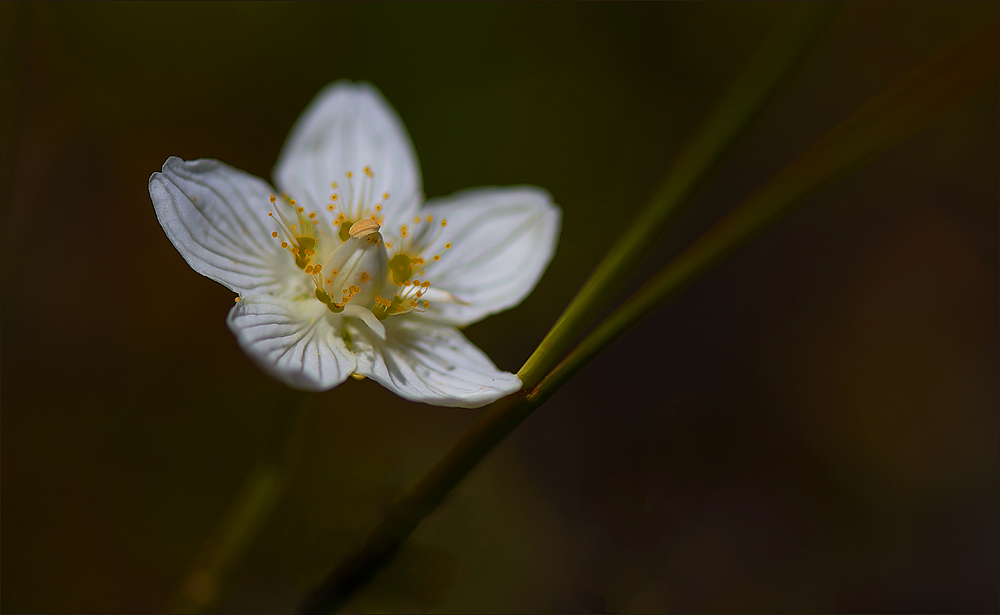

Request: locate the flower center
(266, 166), (464, 329)
(325, 166), (392, 243)
(309, 218), (387, 314)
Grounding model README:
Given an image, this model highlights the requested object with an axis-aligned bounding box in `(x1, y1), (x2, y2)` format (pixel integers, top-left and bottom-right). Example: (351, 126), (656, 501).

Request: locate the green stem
(167, 389), (314, 614)
(300, 391), (532, 615)
(299, 17), (997, 615)
(517, 2), (839, 389)
(535, 17), (1000, 402)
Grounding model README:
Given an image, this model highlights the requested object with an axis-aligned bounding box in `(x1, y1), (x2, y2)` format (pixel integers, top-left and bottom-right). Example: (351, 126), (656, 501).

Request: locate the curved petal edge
(227, 294), (357, 392)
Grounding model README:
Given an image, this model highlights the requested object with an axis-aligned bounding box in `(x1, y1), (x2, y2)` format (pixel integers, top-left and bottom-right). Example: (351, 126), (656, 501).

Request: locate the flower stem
(517, 2), (839, 389)
(299, 17), (998, 615)
(299, 390), (533, 615)
(534, 17), (1000, 403)
(167, 389), (314, 614)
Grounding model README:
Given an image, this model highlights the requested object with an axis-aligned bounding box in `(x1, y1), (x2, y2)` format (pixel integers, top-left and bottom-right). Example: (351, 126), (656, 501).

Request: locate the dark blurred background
(2, 2), (997, 613)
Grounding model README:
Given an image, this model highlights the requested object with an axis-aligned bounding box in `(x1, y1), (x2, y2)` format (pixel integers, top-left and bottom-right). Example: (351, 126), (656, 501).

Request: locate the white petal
(274, 81), (422, 231)
(416, 187), (561, 327)
(227, 294), (357, 392)
(351, 319), (522, 408)
(149, 157), (285, 294)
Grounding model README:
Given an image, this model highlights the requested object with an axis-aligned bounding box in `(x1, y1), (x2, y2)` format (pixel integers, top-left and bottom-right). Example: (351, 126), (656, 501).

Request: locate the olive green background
(1, 2), (997, 612)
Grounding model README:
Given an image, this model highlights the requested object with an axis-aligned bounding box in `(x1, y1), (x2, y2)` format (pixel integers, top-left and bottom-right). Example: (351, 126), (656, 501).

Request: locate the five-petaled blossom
(149, 82), (560, 408)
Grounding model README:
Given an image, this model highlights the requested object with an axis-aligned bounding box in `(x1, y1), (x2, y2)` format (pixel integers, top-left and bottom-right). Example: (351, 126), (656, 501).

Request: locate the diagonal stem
(299, 16), (997, 615)
(534, 17), (1000, 402)
(517, 3), (839, 389)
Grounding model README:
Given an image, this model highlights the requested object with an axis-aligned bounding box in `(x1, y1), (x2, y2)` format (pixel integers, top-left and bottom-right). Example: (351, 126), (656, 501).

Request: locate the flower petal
(227, 294), (357, 392)
(149, 157), (286, 294)
(274, 81), (422, 231)
(417, 187), (561, 327)
(351, 319), (522, 408)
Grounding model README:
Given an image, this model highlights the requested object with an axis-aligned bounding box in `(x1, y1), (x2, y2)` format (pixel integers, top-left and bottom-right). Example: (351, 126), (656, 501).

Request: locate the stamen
(325, 167), (387, 241)
(267, 193), (320, 269)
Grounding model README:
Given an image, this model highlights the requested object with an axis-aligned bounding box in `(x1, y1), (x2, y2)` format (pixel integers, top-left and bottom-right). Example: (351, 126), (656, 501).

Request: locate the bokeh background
(2, 2), (997, 613)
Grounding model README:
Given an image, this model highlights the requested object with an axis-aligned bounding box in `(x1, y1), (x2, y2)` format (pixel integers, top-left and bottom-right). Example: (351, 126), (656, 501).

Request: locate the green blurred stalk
(517, 3), (839, 389)
(300, 17), (998, 615)
(534, 18), (1000, 402)
(167, 389), (314, 614)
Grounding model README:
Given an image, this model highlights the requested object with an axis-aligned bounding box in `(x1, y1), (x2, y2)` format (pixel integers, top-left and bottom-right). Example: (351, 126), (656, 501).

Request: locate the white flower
(149, 82), (560, 408)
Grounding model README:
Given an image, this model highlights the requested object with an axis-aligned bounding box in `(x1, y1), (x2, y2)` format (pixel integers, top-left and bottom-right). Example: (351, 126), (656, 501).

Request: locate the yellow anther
(346, 171), (353, 178)
(441, 219), (447, 227)
(305, 265), (314, 273)
(269, 194), (276, 203)
(421, 281), (430, 288)
(383, 192), (390, 199)
(281, 241), (288, 249)
(349, 218), (381, 238)
(328, 205), (335, 211)
(271, 231), (278, 238)
(375, 204), (382, 212)
(331, 182), (338, 189)
(331, 194), (339, 201)
(414, 216), (421, 223)
(297, 207), (305, 213)
(360, 271), (371, 283)
(445, 243), (452, 249)
(401, 225), (408, 237)
(433, 255), (440, 261)
(426, 215), (433, 223)
(234, 296), (241, 303)
(289, 199), (296, 206)
(364, 165), (373, 177)
(422, 300), (429, 308)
